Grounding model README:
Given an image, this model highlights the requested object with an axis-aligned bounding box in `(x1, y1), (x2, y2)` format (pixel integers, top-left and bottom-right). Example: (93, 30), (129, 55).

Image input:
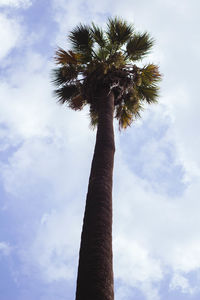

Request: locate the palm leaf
(107, 17), (134, 46)
(69, 24), (94, 61)
(95, 47), (110, 62)
(137, 84), (159, 103)
(54, 48), (80, 65)
(126, 32), (154, 61)
(124, 90), (143, 117)
(141, 64), (162, 85)
(54, 84), (79, 104)
(91, 23), (107, 47)
(115, 105), (133, 129)
(52, 66), (78, 86)
(69, 94), (86, 110)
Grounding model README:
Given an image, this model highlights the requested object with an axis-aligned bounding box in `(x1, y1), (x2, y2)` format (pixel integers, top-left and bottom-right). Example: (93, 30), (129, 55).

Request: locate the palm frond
(52, 66), (78, 86)
(54, 84), (79, 104)
(69, 94), (86, 110)
(126, 32), (154, 61)
(91, 23), (107, 47)
(54, 48), (80, 65)
(95, 47), (110, 62)
(137, 84), (159, 103)
(131, 101), (143, 118)
(141, 64), (162, 85)
(69, 24), (94, 61)
(107, 17), (134, 46)
(124, 91), (143, 117)
(115, 105), (133, 129)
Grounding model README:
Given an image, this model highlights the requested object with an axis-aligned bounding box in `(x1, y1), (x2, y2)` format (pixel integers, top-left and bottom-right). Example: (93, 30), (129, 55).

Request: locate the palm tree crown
(53, 17), (161, 129)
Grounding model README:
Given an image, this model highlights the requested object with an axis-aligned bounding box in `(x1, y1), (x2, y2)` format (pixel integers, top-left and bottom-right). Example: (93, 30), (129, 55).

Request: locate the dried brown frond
(115, 105), (133, 129)
(69, 94), (86, 110)
(55, 48), (81, 65)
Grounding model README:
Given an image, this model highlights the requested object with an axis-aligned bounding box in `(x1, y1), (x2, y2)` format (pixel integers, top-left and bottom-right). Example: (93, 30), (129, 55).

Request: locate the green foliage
(91, 23), (107, 48)
(69, 25), (93, 52)
(126, 33), (154, 61)
(54, 84), (78, 104)
(69, 94), (86, 110)
(106, 17), (134, 47)
(141, 64), (162, 85)
(137, 84), (159, 103)
(52, 17), (162, 130)
(54, 48), (81, 65)
(69, 25), (94, 62)
(52, 66), (78, 85)
(115, 105), (133, 129)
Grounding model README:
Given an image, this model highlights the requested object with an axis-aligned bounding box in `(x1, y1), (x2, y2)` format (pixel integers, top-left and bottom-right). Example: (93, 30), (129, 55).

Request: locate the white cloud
(23, 207), (82, 282)
(0, 0), (31, 8)
(0, 241), (11, 256)
(170, 273), (197, 295)
(114, 236), (162, 300)
(0, 50), (95, 199)
(0, 57), (52, 139)
(164, 87), (200, 182)
(112, 143), (200, 299)
(0, 14), (22, 61)
(114, 236), (163, 284)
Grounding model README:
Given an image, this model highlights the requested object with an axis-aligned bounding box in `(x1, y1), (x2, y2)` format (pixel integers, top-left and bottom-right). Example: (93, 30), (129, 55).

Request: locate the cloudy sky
(0, 0), (200, 299)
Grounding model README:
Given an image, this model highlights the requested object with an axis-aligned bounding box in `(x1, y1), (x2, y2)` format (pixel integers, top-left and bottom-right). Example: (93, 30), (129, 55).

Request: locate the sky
(0, 0), (200, 299)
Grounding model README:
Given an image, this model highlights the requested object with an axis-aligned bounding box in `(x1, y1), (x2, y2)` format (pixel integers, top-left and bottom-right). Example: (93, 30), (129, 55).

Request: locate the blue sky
(0, 0), (200, 299)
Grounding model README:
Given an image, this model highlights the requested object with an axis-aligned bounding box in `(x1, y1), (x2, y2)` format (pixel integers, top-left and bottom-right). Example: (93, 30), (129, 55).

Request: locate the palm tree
(52, 17), (161, 300)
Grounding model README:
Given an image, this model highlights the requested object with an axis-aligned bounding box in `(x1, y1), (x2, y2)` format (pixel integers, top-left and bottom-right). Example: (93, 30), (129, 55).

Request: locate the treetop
(52, 17), (162, 129)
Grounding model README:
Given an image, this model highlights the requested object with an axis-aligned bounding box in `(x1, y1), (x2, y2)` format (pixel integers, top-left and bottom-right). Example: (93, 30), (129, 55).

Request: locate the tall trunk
(75, 90), (115, 300)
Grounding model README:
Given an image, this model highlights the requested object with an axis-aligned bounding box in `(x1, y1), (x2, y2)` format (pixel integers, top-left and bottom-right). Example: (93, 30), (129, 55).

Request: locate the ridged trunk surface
(75, 90), (115, 300)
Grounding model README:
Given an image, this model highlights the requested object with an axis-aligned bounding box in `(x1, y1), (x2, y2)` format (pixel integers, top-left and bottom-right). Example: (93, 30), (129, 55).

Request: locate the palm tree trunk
(75, 90), (115, 300)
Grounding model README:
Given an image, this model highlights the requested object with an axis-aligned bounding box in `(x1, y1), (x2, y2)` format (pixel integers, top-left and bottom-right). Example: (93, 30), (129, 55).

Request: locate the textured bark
(75, 90), (115, 300)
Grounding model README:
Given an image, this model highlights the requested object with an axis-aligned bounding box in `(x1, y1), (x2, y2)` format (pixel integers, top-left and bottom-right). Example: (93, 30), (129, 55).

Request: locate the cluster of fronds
(52, 17), (161, 129)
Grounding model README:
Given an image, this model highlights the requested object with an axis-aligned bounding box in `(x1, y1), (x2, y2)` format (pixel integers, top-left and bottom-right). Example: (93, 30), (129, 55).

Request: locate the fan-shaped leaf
(69, 25), (93, 55)
(107, 17), (134, 46)
(141, 64), (162, 85)
(55, 84), (79, 104)
(95, 47), (110, 62)
(70, 94), (86, 110)
(115, 105), (133, 129)
(137, 84), (159, 103)
(52, 66), (78, 86)
(91, 24), (107, 47)
(55, 48), (81, 65)
(126, 32), (154, 61)
(124, 92), (143, 116)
